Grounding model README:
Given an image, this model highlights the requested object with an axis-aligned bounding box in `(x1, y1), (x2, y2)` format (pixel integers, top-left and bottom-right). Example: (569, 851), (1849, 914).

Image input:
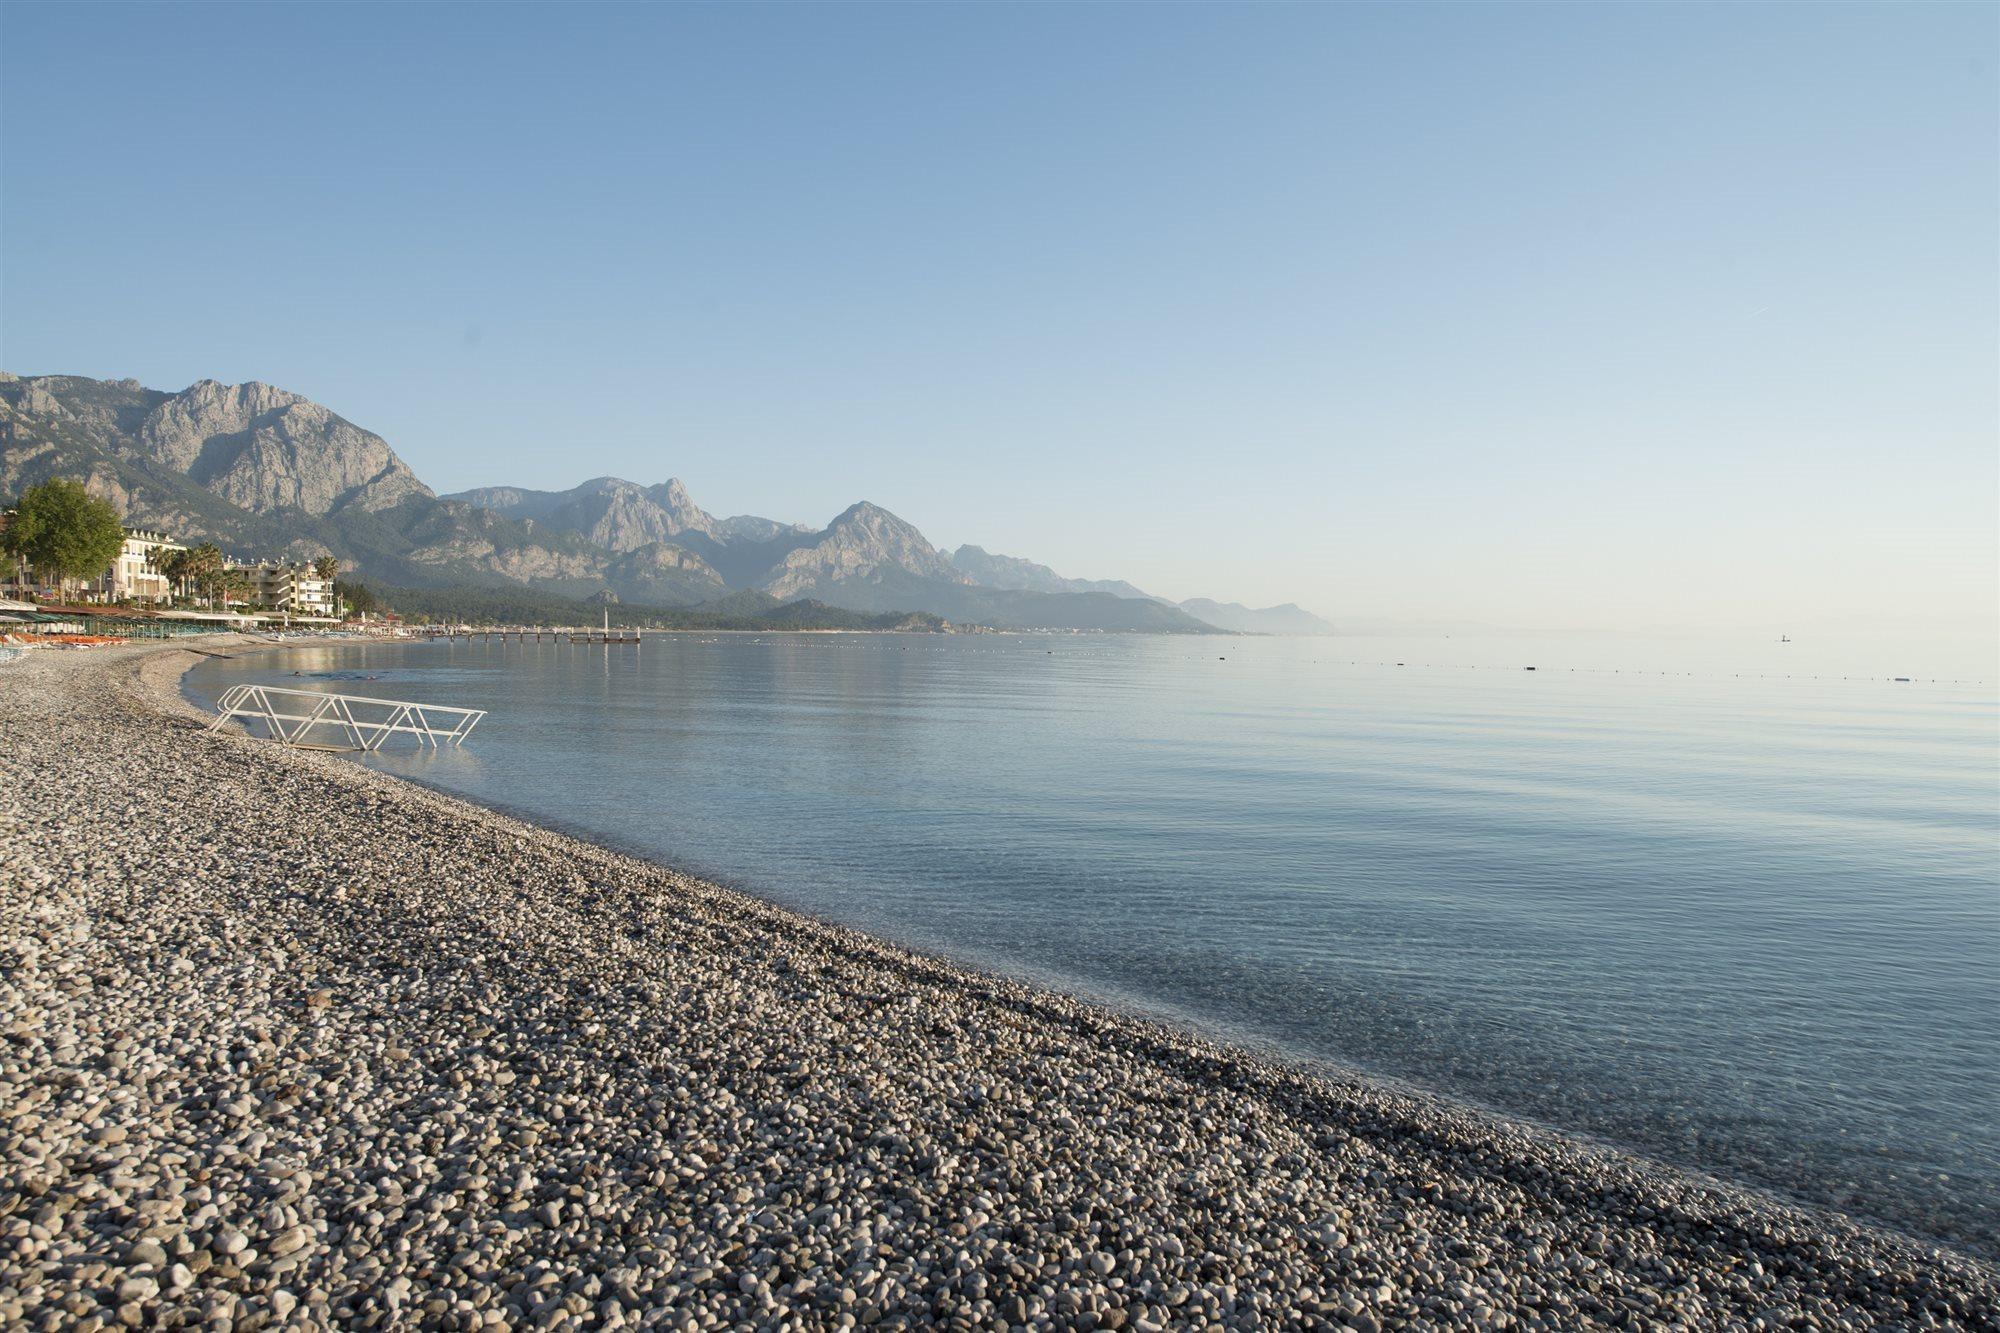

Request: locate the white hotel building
(91, 529), (184, 604)
(224, 560), (337, 618)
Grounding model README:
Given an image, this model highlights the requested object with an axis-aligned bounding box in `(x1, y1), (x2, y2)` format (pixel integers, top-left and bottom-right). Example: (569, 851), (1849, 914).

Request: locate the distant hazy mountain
(947, 543), (1334, 634)
(726, 510), (1211, 631)
(1, 371), (1295, 632)
(968, 590), (1220, 633)
(1175, 599), (1337, 635)
(949, 545), (1155, 600)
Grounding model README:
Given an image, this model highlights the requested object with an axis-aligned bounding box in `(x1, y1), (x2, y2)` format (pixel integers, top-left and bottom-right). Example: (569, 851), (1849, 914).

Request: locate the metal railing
(208, 684), (486, 751)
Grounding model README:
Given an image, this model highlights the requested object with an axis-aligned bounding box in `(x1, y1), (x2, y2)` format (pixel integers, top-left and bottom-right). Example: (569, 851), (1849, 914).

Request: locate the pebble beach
(1, 641), (1994, 1332)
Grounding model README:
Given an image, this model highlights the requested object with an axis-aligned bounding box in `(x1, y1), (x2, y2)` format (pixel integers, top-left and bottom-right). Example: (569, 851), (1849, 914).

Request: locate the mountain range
(0, 372), (1334, 634)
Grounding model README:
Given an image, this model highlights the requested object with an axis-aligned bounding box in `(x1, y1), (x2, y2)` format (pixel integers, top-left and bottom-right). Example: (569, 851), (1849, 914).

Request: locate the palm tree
(181, 544), (223, 609)
(312, 554), (339, 582)
(158, 547), (191, 602)
(218, 567), (253, 612)
(144, 542), (183, 604)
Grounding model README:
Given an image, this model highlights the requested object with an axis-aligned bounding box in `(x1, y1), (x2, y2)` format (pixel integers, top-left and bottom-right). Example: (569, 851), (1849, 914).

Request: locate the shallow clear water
(186, 632), (2000, 1254)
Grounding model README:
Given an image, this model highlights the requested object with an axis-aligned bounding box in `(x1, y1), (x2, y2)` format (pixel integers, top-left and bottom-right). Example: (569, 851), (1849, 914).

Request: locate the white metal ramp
(208, 683), (486, 751)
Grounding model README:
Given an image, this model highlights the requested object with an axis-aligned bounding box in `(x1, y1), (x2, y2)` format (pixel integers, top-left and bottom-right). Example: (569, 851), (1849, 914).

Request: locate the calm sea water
(185, 632), (2000, 1254)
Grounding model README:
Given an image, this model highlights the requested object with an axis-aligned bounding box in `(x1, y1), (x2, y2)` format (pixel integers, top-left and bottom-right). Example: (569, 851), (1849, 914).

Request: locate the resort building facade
(92, 529), (185, 604)
(223, 560), (337, 618)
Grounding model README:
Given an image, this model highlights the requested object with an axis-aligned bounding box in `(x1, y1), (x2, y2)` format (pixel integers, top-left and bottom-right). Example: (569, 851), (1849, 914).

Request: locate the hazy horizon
(3, 4), (1994, 633)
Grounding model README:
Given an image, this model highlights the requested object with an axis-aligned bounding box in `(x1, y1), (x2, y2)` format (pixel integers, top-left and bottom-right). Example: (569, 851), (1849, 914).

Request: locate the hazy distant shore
(1, 641), (1993, 1332)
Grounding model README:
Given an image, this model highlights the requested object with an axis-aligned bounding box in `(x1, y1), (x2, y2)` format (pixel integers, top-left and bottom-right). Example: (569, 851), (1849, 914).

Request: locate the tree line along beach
(1, 639), (1995, 1332)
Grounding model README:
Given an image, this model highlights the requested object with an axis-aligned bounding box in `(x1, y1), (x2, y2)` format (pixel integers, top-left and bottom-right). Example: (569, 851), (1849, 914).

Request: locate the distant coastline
(357, 582), (1229, 636)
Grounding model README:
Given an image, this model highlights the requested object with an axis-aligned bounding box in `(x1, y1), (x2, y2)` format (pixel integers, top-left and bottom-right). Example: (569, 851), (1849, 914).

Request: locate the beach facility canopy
(155, 609), (266, 628)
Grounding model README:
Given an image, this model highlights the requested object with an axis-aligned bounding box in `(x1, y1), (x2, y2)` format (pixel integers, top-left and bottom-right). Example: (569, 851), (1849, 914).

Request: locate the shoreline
(3, 639), (1994, 1330)
(182, 632), (1998, 1251)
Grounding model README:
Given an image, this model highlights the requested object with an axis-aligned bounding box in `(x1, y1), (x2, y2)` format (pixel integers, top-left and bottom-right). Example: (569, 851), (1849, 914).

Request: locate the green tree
(0, 511), (25, 593)
(312, 554), (339, 582)
(3, 479), (126, 600)
(334, 579), (378, 618)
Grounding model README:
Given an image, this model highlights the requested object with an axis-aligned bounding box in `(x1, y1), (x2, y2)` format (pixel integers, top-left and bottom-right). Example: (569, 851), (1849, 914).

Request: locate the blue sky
(3, 3), (1994, 630)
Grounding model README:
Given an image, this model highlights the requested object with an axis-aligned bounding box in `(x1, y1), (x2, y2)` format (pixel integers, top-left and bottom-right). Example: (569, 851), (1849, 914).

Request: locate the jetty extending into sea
(1, 639), (1994, 1331)
(425, 613), (640, 645)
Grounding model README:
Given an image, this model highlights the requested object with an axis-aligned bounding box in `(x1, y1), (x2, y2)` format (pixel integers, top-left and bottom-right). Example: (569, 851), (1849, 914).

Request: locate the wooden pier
(425, 609), (639, 645)
(425, 625), (561, 641)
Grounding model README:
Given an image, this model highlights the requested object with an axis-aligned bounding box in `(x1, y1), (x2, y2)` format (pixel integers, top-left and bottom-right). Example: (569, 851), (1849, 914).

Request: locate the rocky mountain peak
(761, 500), (969, 599)
(130, 378), (431, 515)
(831, 500), (922, 536)
(17, 384), (67, 418)
(443, 476), (718, 553)
(1, 373), (430, 519)
(646, 477), (716, 539)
